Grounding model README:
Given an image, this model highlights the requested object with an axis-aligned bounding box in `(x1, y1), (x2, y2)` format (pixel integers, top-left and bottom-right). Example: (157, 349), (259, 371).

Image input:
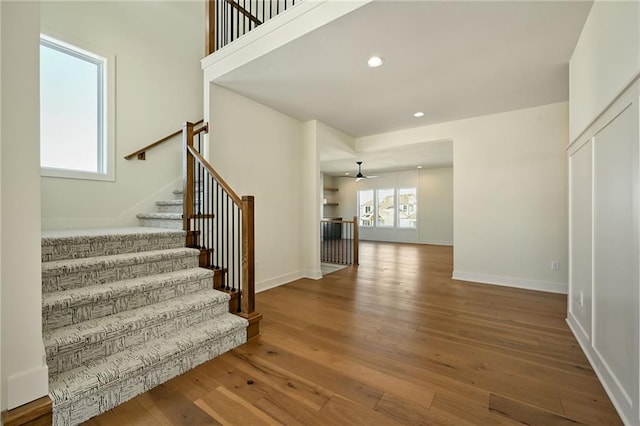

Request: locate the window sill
(41, 167), (115, 182)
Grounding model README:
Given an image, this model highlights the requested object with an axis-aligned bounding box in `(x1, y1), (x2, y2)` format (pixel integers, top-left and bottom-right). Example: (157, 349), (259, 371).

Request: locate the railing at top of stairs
(206, 0), (300, 55)
(183, 121), (261, 339)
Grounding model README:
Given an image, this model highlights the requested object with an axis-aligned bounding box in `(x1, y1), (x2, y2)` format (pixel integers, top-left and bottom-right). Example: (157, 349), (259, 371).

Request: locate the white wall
(301, 120), (322, 279)
(357, 102), (568, 294)
(569, 0), (640, 142)
(334, 168), (453, 246)
(418, 168), (453, 245)
(208, 84), (307, 292)
(40, 1), (204, 229)
(1, 1), (49, 411)
(567, 2), (640, 424)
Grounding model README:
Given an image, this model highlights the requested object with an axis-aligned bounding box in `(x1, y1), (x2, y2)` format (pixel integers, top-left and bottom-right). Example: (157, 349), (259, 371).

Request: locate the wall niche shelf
(322, 187), (339, 208)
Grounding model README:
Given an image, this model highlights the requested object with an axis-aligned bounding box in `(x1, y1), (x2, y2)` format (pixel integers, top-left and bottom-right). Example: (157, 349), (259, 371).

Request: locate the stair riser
(43, 254), (199, 293)
(138, 218), (183, 230)
(42, 234), (185, 263)
(52, 327), (246, 426)
(43, 275), (213, 331)
(46, 302), (229, 378)
(155, 204), (183, 213)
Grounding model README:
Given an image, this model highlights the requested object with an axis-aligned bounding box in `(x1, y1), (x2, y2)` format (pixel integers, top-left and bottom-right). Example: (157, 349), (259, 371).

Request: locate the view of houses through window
(358, 190), (374, 227)
(398, 188), (417, 228)
(358, 187), (417, 228)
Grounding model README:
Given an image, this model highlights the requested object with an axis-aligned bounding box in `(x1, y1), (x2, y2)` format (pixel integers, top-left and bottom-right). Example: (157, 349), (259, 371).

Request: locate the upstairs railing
(206, 0), (299, 54)
(320, 216), (359, 266)
(183, 121), (261, 338)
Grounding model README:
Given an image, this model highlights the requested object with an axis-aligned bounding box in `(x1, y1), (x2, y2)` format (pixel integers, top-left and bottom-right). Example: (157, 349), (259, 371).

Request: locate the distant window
(377, 189), (395, 227)
(40, 34), (114, 180)
(398, 188), (417, 228)
(358, 190), (374, 227)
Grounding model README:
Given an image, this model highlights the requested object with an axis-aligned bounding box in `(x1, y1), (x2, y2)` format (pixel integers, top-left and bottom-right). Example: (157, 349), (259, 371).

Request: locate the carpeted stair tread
(155, 200), (183, 213)
(42, 268), (215, 330)
(42, 248), (199, 292)
(41, 227), (186, 262)
(137, 212), (183, 230)
(135, 212), (182, 220)
(44, 289), (230, 358)
(155, 200), (182, 206)
(50, 314), (247, 424)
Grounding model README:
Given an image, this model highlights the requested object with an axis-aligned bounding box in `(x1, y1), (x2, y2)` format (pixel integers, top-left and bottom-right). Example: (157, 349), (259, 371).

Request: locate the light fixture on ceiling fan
(344, 161), (378, 181)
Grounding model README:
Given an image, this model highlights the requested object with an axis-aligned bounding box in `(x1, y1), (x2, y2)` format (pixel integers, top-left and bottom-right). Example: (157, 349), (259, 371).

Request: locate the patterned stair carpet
(136, 188), (186, 229)
(41, 227), (247, 425)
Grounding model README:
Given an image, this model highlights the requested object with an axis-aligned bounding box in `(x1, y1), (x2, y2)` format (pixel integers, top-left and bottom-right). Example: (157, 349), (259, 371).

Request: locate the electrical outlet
(551, 261), (560, 271)
(255, 260), (261, 270)
(578, 291), (584, 307)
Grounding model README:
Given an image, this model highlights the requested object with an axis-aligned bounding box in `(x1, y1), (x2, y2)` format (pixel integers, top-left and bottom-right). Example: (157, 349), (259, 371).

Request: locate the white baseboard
(6, 364), (49, 410)
(422, 240), (453, 246)
(566, 314), (633, 426)
(256, 271), (305, 293)
(452, 270), (567, 294)
(303, 270), (323, 280)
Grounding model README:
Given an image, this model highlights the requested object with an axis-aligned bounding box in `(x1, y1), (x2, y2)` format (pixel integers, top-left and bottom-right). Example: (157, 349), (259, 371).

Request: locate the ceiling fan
(344, 161), (378, 181)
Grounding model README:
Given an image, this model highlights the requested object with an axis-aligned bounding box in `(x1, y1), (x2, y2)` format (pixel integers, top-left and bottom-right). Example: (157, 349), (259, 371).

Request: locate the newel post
(205, 0), (216, 55)
(353, 215), (359, 266)
(182, 122), (195, 238)
(239, 195), (262, 339)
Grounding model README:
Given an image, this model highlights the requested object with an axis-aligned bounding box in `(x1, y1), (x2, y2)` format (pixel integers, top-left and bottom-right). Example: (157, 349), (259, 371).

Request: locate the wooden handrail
(186, 145), (242, 206)
(207, 0), (299, 55)
(226, 0), (262, 26)
(125, 119), (204, 160)
(182, 121), (261, 338)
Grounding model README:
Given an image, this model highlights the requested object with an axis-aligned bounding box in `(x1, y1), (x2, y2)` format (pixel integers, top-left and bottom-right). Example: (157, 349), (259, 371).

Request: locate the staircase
(41, 227), (248, 425)
(136, 189), (184, 229)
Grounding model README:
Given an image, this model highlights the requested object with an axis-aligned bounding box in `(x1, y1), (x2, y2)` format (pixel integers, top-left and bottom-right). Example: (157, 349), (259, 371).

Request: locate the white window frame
(40, 32), (115, 181)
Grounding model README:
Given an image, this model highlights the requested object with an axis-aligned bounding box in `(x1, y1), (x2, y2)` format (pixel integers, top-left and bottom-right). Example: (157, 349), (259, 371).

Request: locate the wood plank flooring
(85, 242), (622, 425)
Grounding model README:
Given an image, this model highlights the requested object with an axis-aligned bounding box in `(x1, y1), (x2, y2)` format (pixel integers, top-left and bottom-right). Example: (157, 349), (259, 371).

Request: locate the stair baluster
(182, 121), (261, 337)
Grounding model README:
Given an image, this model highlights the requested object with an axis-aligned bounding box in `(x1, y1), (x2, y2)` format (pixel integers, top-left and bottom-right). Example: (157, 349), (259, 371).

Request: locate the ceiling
(321, 139), (453, 176)
(214, 0), (593, 173)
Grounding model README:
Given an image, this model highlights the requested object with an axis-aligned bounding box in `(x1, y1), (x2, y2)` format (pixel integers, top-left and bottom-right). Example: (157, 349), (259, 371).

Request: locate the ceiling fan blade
(365, 175), (379, 179)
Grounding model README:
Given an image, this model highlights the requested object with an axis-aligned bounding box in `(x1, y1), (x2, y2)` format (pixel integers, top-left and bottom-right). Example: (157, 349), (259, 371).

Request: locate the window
(358, 186), (418, 229)
(40, 34), (114, 180)
(398, 188), (417, 228)
(377, 189), (395, 227)
(358, 190), (374, 227)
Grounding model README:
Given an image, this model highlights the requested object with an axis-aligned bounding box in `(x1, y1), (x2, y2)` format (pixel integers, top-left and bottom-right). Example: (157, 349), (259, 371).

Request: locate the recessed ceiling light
(417, 166), (423, 169)
(414, 111), (425, 118)
(367, 56), (383, 68)
(345, 172), (350, 175)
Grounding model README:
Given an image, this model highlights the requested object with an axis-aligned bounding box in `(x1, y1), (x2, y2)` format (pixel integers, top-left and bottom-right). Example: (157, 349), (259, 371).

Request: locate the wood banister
(185, 145), (242, 206)
(353, 215), (359, 266)
(182, 122), (195, 231)
(320, 217), (359, 266)
(226, 0), (262, 26)
(125, 119), (204, 160)
(206, 0), (215, 56)
(182, 121), (260, 339)
(239, 195), (261, 338)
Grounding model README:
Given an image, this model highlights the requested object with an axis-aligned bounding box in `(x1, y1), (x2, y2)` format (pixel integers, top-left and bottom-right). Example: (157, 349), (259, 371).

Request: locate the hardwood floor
(85, 242), (622, 425)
